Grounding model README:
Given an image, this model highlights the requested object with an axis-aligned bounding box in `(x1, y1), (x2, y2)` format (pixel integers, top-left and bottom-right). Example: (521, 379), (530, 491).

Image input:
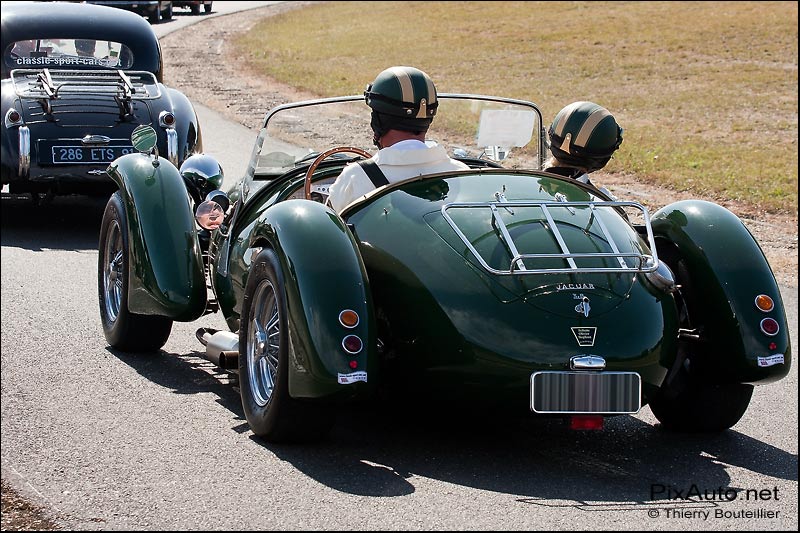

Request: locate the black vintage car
(84, 1), (174, 24)
(1, 1), (202, 201)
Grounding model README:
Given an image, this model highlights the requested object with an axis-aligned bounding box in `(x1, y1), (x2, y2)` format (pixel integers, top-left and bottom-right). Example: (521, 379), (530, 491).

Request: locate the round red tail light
(760, 318), (779, 336)
(7, 109), (21, 123)
(159, 111), (175, 127)
(342, 335), (363, 354)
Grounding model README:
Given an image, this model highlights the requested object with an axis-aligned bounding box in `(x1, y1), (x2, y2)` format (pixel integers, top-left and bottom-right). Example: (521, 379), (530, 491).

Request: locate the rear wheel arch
(238, 247), (334, 442)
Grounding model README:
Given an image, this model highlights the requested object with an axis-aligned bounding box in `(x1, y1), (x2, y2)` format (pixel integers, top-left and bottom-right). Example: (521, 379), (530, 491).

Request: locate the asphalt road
(1, 2), (797, 530)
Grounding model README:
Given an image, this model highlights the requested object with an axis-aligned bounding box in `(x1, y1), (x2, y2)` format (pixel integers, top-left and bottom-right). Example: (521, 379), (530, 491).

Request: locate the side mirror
(195, 190), (230, 231)
(131, 124), (160, 167)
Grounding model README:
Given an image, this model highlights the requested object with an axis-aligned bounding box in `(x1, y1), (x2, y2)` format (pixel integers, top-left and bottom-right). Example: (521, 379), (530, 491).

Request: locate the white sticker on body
(338, 371), (368, 384)
(757, 354), (785, 367)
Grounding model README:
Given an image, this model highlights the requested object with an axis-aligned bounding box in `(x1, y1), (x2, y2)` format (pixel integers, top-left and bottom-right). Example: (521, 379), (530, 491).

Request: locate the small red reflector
(769, 342), (777, 351)
(349, 360), (358, 369)
(339, 309), (359, 328)
(569, 415), (604, 430)
(342, 335), (362, 354)
(755, 294), (775, 312)
(760, 318), (779, 336)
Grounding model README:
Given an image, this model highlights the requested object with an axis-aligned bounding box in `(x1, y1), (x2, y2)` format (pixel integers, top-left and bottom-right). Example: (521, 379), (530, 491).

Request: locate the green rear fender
(106, 153), (206, 321)
(250, 200), (376, 399)
(652, 200), (790, 384)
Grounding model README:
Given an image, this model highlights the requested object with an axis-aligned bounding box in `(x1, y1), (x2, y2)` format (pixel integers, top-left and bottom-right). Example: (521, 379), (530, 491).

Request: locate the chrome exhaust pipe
(196, 328), (239, 370)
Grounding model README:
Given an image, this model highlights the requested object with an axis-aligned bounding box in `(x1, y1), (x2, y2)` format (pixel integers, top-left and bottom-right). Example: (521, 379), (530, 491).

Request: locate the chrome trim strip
(81, 134), (111, 145)
(18, 126), (30, 176)
(165, 128), (178, 167)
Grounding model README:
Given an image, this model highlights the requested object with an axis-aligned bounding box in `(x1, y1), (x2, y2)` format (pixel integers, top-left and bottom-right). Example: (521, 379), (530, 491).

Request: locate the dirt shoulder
(159, 2), (797, 289)
(1, 479), (61, 531)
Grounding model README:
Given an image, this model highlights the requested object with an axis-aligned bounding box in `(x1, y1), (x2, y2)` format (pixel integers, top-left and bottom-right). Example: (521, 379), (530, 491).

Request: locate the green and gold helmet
(365, 66), (438, 136)
(548, 101), (623, 172)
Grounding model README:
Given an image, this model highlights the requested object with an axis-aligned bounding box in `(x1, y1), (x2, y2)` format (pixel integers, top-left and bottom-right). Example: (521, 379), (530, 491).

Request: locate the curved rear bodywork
(652, 200), (791, 384)
(343, 170), (678, 406)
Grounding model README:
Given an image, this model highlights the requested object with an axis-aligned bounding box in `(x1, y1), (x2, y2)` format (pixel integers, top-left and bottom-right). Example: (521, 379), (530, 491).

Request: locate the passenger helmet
(365, 66), (438, 137)
(179, 154), (224, 191)
(548, 101), (623, 172)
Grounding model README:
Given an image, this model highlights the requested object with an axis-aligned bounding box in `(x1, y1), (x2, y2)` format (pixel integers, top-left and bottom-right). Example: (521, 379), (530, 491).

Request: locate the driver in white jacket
(328, 66), (468, 213)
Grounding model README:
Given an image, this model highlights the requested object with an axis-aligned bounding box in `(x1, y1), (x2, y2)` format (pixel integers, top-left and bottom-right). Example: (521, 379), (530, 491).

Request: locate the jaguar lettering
(555, 283), (595, 291)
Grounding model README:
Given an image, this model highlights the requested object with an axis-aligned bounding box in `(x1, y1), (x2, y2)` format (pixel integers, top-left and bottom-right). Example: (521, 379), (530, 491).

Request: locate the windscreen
(5, 38), (134, 70)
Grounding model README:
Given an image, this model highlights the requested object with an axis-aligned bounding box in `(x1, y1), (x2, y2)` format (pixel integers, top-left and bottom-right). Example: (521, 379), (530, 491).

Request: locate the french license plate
(44, 144), (135, 164)
(530, 371), (641, 414)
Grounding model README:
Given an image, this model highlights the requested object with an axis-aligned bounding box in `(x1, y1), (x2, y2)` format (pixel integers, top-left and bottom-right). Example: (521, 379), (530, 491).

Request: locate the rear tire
(239, 248), (334, 442)
(648, 240), (753, 431)
(203, 2), (212, 13)
(649, 380), (753, 432)
(98, 191), (172, 352)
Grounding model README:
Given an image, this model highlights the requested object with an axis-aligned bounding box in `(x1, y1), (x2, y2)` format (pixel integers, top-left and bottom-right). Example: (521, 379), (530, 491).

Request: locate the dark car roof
(1, 2), (162, 79)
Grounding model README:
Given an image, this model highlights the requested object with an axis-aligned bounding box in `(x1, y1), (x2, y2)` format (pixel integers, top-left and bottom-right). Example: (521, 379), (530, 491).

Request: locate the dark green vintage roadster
(97, 94), (791, 442)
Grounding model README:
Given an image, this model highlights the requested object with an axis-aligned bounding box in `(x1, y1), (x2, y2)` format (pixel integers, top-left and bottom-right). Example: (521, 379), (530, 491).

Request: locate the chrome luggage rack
(11, 69), (161, 101)
(440, 200), (660, 275)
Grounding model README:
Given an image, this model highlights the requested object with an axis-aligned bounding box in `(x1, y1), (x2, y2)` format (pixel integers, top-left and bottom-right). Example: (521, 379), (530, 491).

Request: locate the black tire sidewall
(238, 248), (291, 438)
(98, 192), (131, 346)
(98, 191), (172, 352)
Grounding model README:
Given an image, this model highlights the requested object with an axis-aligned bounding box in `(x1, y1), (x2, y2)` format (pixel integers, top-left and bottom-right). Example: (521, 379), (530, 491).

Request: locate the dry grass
(235, 1), (798, 214)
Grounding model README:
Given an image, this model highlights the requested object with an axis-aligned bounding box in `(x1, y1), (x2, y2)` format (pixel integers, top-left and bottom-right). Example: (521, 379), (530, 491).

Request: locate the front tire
(238, 249), (334, 442)
(98, 191), (173, 352)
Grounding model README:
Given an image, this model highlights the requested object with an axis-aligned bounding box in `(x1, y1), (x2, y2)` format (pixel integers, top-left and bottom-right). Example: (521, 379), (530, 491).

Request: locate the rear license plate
(42, 144), (135, 164)
(530, 371), (641, 414)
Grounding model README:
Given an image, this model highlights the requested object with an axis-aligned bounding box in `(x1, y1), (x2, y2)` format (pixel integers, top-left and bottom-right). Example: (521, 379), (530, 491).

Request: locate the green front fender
(250, 200), (377, 400)
(652, 200), (791, 384)
(106, 153), (206, 321)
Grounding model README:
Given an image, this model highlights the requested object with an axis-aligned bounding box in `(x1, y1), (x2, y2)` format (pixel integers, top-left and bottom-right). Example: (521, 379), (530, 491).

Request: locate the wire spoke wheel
(247, 280), (280, 407)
